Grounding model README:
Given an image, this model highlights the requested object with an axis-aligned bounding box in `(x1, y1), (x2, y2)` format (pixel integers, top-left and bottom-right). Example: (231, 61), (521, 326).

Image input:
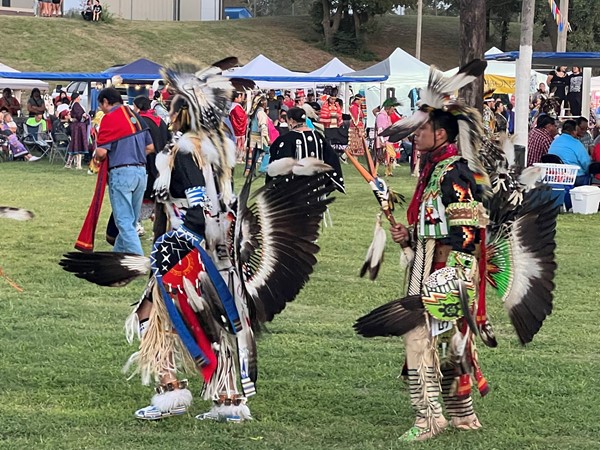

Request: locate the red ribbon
(75, 159), (108, 252)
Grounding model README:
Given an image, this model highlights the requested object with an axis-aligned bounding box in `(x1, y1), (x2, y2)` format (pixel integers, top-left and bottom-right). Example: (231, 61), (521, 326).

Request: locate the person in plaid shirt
(527, 114), (557, 166)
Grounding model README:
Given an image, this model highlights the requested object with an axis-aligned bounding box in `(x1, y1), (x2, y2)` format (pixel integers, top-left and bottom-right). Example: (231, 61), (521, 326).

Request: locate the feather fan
(59, 252), (150, 287)
(0, 207), (34, 221)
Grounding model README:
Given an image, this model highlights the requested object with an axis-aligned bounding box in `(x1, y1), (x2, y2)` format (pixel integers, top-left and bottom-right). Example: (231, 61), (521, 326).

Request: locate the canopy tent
(0, 62), (49, 91)
(444, 47), (547, 95)
(308, 58), (353, 78)
(486, 51), (600, 68)
(226, 54), (313, 90)
(346, 48), (430, 126)
(104, 58), (163, 82)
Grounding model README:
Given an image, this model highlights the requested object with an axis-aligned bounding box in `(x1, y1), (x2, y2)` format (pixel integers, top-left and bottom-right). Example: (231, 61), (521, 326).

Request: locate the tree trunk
(545, 13), (558, 51)
(500, 19), (509, 51)
(459, 0), (486, 111)
(321, 0), (344, 49)
(353, 10), (361, 40)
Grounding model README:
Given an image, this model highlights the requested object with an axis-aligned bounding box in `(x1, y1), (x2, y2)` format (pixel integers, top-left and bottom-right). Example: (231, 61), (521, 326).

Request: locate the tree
(459, 0), (486, 110)
(313, 0), (401, 52)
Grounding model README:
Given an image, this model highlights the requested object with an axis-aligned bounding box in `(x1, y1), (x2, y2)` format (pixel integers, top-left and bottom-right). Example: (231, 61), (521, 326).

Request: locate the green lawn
(1, 160), (599, 450)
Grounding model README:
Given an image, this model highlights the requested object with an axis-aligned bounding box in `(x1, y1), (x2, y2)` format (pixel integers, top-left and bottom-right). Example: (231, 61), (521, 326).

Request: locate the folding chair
(51, 129), (70, 164)
(22, 122), (54, 160)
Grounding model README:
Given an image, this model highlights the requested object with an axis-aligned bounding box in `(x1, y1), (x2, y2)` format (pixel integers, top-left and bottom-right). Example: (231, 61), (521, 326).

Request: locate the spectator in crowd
(494, 100), (507, 133)
(548, 119), (591, 186)
(547, 66), (569, 115)
(531, 82), (547, 105)
(319, 95), (343, 129)
(482, 97), (496, 138)
(277, 94), (288, 112)
(27, 88), (46, 117)
(575, 116), (593, 153)
(51, 0), (62, 16)
(39, 0), (52, 17)
(56, 97), (70, 118)
(246, 95), (269, 177)
(504, 102), (515, 135)
(0, 112), (40, 161)
(151, 90), (169, 124)
(376, 97), (399, 177)
(93, 87), (153, 256)
(283, 92), (294, 110)
(266, 89), (281, 123)
(527, 114), (557, 166)
(229, 91), (248, 163)
(567, 66), (583, 117)
(82, 0), (93, 21)
(347, 93), (365, 156)
(133, 95), (170, 236)
(53, 90), (69, 107)
(0, 88), (21, 117)
(65, 93), (89, 169)
(92, 0), (102, 21)
(276, 110), (288, 132)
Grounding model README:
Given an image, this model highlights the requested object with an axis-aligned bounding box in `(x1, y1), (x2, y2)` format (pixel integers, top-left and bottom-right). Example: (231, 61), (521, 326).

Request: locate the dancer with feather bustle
(61, 58), (338, 422)
(354, 60), (559, 442)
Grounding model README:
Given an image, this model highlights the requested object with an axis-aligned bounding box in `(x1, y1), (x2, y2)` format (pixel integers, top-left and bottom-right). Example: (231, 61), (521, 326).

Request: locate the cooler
(533, 163), (579, 209)
(569, 186), (600, 214)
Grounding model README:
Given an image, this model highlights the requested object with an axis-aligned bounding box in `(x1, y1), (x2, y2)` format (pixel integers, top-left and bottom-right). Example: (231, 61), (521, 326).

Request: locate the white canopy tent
(0, 62), (49, 102)
(308, 57), (353, 77)
(228, 54), (312, 90)
(346, 48), (430, 126)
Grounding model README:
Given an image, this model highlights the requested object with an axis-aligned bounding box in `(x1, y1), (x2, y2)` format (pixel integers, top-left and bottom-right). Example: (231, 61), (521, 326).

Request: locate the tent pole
(582, 67), (592, 122)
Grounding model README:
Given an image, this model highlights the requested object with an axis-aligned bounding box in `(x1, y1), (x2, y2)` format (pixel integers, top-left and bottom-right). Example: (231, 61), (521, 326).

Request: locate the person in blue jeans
(93, 87), (154, 255)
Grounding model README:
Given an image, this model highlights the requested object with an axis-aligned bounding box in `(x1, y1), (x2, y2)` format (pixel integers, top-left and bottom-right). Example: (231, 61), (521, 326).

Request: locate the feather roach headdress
(380, 60), (490, 188)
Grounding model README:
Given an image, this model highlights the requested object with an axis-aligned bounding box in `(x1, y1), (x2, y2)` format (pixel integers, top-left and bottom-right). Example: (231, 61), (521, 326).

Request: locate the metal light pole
(415, 0), (423, 60)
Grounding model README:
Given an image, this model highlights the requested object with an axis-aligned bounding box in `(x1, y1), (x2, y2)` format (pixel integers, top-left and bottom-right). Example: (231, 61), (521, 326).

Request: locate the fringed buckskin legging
(403, 238), (475, 431)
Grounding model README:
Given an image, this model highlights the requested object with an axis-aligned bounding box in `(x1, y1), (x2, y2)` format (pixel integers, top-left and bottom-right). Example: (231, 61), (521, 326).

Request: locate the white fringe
(400, 247), (415, 269)
(152, 388), (193, 412)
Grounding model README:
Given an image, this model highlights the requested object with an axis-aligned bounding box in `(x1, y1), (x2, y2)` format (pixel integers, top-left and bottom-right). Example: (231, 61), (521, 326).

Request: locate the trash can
(514, 145), (525, 169)
(569, 185), (600, 214)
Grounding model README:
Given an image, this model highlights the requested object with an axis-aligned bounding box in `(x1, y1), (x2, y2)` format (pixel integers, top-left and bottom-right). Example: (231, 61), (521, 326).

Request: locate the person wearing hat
(376, 97), (400, 177)
(348, 93), (365, 156)
(319, 95), (343, 129)
(65, 92), (89, 169)
(246, 94), (270, 177)
(266, 107), (344, 192)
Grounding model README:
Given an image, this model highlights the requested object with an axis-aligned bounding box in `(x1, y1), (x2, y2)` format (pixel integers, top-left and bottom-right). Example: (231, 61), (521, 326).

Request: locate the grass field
(1, 159), (599, 450)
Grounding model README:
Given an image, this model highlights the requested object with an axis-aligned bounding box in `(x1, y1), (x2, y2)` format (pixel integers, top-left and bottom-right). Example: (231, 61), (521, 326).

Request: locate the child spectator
(1, 112), (40, 161)
(92, 0), (102, 21)
(82, 0), (92, 21)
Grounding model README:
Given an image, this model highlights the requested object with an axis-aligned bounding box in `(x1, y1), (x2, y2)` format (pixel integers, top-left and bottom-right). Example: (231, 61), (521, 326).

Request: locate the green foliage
(1, 161), (600, 450)
(100, 3), (115, 24)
